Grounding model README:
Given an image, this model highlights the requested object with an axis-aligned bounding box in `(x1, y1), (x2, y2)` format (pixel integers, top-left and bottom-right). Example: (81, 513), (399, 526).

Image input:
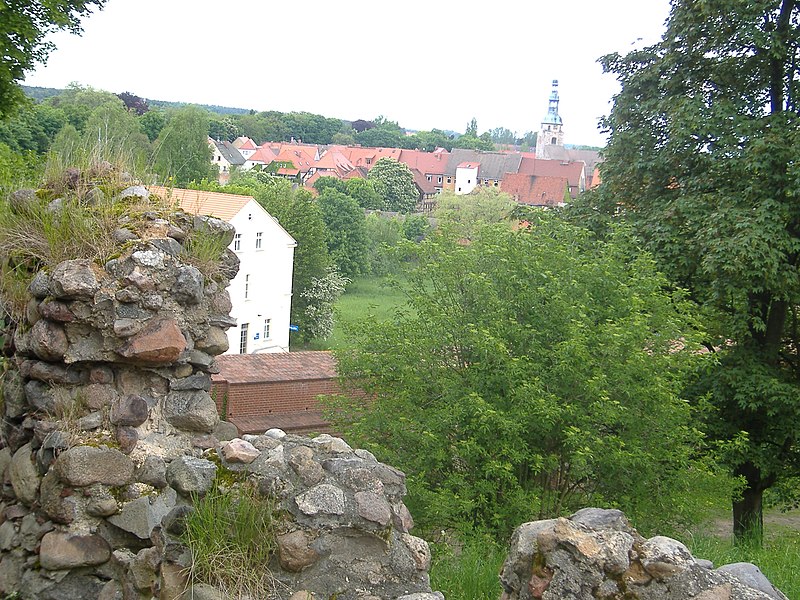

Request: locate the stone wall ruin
(0, 179), (440, 600)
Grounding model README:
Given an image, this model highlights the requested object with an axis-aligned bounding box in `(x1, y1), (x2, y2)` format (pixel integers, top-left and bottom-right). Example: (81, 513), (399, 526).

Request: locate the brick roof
(212, 351), (337, 384)
(148, 186), (252, 221)
(232, 136), (257, 150)
(501, 174), (568, 206)
(247, 145), (278, 163)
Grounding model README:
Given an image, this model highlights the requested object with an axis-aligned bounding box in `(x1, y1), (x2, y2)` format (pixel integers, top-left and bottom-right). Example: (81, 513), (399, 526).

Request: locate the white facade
(455, 164), (479, 195)
(227, 199), (297, 354)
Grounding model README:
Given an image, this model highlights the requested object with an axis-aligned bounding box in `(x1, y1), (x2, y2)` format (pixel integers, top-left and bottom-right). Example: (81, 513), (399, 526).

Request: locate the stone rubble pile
(0, 180), (440, 599)
(499, 507), (787, 600)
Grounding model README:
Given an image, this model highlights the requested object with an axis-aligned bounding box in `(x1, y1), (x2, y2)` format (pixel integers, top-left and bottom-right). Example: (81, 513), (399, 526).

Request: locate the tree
(345, 177), (383, 210)
(367, 157), (418, 213)
(573, 0), (800, 543)
(79, 100), (151, 172)
(152, 106), (214, 185)
(317, 188), (368, 279)
(117, 91), (148, 115)
(433, 187), (516, 239)
(0, 0), (105, 119)
(330, 218), (728, 536)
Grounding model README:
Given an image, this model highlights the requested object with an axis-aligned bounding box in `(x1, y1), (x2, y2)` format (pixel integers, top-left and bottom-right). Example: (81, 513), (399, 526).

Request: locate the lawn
(306, 275), (409, 350)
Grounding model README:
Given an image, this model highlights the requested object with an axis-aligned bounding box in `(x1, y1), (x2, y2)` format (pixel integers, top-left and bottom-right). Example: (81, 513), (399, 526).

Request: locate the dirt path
(703, 508), (800, 541)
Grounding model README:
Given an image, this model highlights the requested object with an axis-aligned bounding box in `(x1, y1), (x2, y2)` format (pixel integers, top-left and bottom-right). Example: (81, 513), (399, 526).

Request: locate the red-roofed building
(501, 174), (569, 207)
(518, 157), (586, 198)
(211, 352), (340, 434)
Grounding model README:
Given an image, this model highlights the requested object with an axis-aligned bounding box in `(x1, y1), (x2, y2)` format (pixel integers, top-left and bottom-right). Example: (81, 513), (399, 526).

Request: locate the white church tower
(535, 79), (564, 157)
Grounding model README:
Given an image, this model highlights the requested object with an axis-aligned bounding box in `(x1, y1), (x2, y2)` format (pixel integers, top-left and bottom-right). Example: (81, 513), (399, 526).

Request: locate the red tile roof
(501, 174), (568, 206)
(212, 351), (337, 384)
(247, 145), (278, 164)
(148, 186), (252, 221)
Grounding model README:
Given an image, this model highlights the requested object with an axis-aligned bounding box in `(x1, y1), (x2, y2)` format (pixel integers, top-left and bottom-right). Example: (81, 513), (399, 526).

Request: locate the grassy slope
(306, 275), (408, 350)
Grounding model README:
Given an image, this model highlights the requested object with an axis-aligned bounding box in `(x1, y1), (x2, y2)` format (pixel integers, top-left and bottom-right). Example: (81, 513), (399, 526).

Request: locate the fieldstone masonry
(0, 180), (440, 599)
(499, 508), (788, 600)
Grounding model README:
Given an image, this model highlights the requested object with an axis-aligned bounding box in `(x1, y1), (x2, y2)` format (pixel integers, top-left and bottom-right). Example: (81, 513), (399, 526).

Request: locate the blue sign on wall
(289, 324), (299, 331)
(254, 333), (260, 340)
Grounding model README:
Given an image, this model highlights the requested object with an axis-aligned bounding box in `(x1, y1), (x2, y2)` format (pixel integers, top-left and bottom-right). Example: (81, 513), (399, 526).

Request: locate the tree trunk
(732, 462), (771, 546)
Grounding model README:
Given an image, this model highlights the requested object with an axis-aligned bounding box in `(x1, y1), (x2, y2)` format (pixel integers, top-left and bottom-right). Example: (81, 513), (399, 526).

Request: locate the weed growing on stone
(182, 478), (281, 598)
(180, 228), (229, 282)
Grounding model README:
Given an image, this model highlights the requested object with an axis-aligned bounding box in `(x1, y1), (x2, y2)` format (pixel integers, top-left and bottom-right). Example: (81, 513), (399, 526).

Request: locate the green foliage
(402, 214), (430, 241)
(312, 176), (347, 195)
(318, 189), (368, 279)
(0, 142), (38, 195)
(429, 537), (505, 600)
(139, 109), (166, 142)
(685, 532), (800, 600)
(364, 213), (403, 276)
(181, 480), (278, 598)
(0, 1), (105, 119)
(329, 217), (731, 537)
(180, 227), (230, 282)
(300, 265), (350, 340)
(576, 0), (800, 542)
(433, 187), (516, 239)
(367, 157), (418, 213)
(152, 105), (214, 185)
(345, 177), (383, 210)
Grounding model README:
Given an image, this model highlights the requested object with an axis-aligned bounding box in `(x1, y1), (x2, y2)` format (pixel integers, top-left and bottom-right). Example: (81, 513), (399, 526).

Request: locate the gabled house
(149, 186), (297, 354)
(444, 149), (523, 192)
(209, 138), (246, 184)
(518, 157), (586, 199)
(232, 136), (258, 160)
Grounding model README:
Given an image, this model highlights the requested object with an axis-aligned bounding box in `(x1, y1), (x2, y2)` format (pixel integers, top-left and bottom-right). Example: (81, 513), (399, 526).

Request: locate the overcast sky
(24, 0), (671, 148)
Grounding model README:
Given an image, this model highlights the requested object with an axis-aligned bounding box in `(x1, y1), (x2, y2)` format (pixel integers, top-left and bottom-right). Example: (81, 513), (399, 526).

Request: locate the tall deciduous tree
(0, 0), (105, 118)
(152, 106), (214, 185)
(330, 218), (727, 536)
(367, 157), (418, 213)
(317, 188), (368, 279)
(574, 0), (800, 543)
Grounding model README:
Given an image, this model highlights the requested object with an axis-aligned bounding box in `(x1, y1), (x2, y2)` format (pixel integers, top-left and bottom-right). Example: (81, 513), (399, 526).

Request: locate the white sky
(24, 0), (671, 148)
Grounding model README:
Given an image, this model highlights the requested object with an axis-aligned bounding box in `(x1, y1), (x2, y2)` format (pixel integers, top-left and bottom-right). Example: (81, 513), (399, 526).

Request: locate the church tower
(535, 79), (564, 157)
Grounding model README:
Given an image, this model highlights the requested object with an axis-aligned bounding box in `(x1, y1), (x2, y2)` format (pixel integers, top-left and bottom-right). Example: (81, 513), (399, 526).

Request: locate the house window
(255, 232), (263, 249)
(233, 233), (242, 251)
(426, 175), (432, 182)
(494, 181), (499, 186)
(438, 176), (442, 184)
(447, 177), (452, 184)
(244, 274), (250, 300)
(467, 179), (471, 184)
(263, 318), (271, 339)
(366, 158), (372, 165)
(239, 323), (249, 354)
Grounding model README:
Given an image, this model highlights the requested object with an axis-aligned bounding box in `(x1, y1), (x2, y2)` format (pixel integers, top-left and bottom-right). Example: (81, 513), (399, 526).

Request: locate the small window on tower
(551, 137), (557, 144)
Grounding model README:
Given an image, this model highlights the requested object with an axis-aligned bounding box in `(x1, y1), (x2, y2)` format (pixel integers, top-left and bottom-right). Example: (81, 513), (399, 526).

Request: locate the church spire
(536, 79), (565, 156)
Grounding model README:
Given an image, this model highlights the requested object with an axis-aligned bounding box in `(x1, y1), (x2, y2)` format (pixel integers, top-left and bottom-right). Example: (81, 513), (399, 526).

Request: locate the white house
(454, 161), (480, 195)
(149, 186), (296, 354)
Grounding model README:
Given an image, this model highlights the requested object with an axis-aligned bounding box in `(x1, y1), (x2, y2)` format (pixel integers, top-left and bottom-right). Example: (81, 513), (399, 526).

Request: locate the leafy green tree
(465, 117), (478, 137)
(402, 214), (429, 241)
(354, 127), (403, 148)
(433, 187), (516, 238)
(572, 0), (800, 543)
(452, 134), (495, 151)
(312, 176), (347, 195)
(80, 100), (151, 172)
(152, 106), (214, 185)
(0, 100), (66, 153)
(0, 0), (105, 118)
(317, 188), (368, 279)
(0, 141), (36, 193)
(402, 128), (453, 151)
(139, 109), (165, 142)
(208, 114), (241, 142)
(330, 217), (729, 536)
(364, 213), (403, 275)
(345, 177), (383, 210)
(42, 83), (118, 131)
(300, 266), (349, 340)
(367, 157), (418, 213)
